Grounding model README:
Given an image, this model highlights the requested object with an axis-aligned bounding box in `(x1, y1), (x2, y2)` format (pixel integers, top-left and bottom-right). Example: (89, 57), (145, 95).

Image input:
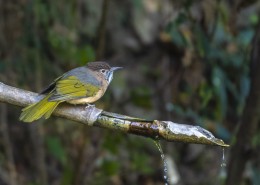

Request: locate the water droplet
(221, 147), (226, 167)
(153, 140), (169, 185)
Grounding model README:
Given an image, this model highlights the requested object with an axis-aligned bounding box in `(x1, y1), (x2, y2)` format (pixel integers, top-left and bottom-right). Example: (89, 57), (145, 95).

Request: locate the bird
(19, 61), (122, 122)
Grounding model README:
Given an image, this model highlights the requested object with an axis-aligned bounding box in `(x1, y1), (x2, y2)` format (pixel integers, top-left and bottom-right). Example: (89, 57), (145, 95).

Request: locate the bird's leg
(84, 104), (103, 125)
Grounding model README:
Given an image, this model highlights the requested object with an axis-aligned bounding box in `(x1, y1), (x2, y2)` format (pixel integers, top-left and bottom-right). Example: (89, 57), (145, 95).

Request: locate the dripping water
(153, 140), (169, 185)
(219, 147), (227, 181)
(221, 147), (226, 167)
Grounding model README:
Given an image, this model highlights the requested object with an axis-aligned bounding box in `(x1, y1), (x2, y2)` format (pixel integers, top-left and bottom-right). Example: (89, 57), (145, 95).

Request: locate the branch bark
(0, 82), (228, 147)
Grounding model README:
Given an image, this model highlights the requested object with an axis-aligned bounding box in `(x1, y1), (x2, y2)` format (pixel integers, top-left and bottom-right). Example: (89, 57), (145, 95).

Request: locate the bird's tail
(19, 94), (60, 122)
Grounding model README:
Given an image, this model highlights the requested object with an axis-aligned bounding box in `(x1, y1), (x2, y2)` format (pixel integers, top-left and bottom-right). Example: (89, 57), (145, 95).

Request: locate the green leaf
(60, 164), (74, 185)
(46, 136), (67, 165)
(131, 86), (152, 108)
(101, 159), (120, 176)
(85, 45), (96, 62)
(102, 132), (123, 154)
(212, 67), (228, 120)
(250, 14), (259, 25)
(74, 45), (96, 65)
(131, 151), (153, 174)
(252, 131), (260, 148)
(237, 29), (254, 46)
(199, 83), (213, 108)
(194, 24), (210, 57)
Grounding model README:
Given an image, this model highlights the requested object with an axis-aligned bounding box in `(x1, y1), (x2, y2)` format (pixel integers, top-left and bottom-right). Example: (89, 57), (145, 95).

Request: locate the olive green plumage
(19, 61), (121, 122)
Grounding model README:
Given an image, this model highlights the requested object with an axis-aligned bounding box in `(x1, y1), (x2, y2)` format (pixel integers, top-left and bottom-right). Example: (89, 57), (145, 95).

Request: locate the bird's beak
(111, 67), (123, 71)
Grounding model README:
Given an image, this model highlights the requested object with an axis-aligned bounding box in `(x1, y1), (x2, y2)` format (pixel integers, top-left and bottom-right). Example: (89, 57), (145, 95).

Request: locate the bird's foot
(85, 104), (95, 110)
(84, 104), (102, 125)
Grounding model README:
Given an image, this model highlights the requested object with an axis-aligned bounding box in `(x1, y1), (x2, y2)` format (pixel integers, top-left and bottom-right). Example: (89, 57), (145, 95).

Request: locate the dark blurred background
(0, 0), (260, 185)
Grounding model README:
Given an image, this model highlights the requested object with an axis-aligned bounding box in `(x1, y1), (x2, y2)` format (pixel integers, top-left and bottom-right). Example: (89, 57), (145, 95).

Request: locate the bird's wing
(48, 75), (100, 101)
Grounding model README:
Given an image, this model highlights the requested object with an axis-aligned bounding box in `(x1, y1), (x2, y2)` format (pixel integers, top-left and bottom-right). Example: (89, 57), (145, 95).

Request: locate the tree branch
(0, 82), (229, 147)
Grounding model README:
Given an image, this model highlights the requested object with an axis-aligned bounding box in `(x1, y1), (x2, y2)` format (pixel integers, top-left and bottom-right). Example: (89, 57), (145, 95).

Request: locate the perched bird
(19, 61), (122, 122)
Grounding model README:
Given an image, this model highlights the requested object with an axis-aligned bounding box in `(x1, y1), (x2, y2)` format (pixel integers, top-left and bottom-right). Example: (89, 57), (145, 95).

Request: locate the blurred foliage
(46, 136), (67, 165)
(0, 0), (260, 185)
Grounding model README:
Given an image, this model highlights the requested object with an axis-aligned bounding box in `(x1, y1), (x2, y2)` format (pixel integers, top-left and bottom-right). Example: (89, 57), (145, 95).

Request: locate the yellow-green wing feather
(48, 76), (100, 101)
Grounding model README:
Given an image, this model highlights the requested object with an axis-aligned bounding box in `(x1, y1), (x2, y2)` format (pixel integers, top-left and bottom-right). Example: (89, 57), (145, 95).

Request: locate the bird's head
(86, 61), (122, 84)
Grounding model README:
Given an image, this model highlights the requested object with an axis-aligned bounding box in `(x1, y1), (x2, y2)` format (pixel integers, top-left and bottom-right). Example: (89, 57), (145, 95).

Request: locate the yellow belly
(67, 88), (105, 104)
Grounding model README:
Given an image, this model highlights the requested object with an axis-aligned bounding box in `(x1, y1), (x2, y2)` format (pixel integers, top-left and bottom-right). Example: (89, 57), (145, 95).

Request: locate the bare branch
(0, 82), (229, 147)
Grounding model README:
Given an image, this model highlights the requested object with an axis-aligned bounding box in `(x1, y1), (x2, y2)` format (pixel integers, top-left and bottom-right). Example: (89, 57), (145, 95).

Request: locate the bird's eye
(101, 69), (106, 74)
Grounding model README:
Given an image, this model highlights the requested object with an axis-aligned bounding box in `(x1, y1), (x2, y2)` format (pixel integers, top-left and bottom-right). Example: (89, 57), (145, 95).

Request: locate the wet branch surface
(0, 82), (229, 147)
